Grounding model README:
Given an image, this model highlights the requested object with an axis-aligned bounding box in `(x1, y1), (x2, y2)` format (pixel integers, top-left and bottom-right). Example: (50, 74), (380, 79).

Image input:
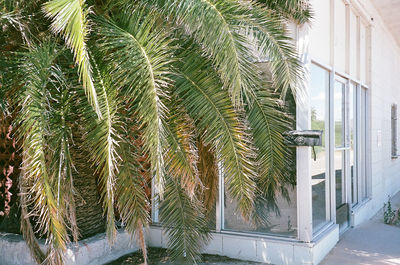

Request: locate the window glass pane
(335, 150), (344, 207)
(335, 148), (349, 231)
(334, 81), (345, 147)
(360, 87), (368, 199)
(310, 64), (329, 232)
(224, 186), (297, 237)
(334, 79), (349, 231)
(223, 67), (297, 238)
(350, 83), (358, 205)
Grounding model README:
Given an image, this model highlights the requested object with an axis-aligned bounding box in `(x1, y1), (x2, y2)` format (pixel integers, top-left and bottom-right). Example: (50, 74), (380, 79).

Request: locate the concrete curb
(0, 229), (138, 265)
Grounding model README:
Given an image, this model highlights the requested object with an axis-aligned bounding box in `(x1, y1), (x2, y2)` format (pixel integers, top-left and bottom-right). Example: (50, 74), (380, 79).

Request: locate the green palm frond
(85, 58), (121, 243)
(245, 83), (293, 213)
(116, 138), (151, 263)
(0, 76), (7, 115)
(164, 102), (200, 197)
(47, 64), (80, 242)
(0, 10), (24, 30)
(95, 8), (173, 196)
(239, 3), (304, 98)
(17, 42), (69, 264)
(173, 47), (256, 219)
(256, 0), (312, 24)
(160, 177), (211, 264)
(0, 8), (33, 45)
(153, 0), (260, 106)
(20, 186), (46, 265)
(43, 0), (101, 116)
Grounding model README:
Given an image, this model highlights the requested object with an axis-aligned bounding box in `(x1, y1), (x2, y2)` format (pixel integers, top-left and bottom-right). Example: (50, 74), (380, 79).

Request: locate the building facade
(147, 0), (400, 264)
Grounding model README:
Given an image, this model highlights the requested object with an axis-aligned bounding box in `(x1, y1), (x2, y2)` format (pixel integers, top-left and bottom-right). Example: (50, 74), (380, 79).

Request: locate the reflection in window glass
(360, 87), (368, 199)
(334, 150), (344, 207)
(334, 81), (345, 148)
(224, 187), (297, 237)
(223, 88), (297, 237)
(334, 80), (345, 213)
(310, 64), (329, 232)
(350, 83), (357, 205)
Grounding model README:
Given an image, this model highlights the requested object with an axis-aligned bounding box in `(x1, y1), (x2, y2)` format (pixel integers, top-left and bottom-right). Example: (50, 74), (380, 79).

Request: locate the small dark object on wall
(283, 130), (323, 147)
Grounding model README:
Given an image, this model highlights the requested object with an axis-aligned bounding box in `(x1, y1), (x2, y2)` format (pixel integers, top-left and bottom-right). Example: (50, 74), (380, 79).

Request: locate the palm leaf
(164, 101), (200, 197)
(160, 177), (211, 263)
(239, 3), (304, 99)
(116, 137), (151, 264)
(173, 46), (257, 219)
(20, 185), (46, 265)
(43, 0), (101, 116)
(256, 0), (312, 24)
(94, 8), (173, 196)
(197, 140), (219, 221)
(245, 81), (293, 213)
(152, 0), (260, 106)
(16, 42), (69, 264)
(47, 63), (80, 242)
(85, 57), (121, 243)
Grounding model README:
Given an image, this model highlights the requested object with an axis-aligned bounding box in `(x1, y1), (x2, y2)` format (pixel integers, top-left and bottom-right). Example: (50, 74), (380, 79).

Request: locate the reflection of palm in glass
(335, 122), (343, 146)
(311, 118), (325, 155)
(310, 64), (329, 232)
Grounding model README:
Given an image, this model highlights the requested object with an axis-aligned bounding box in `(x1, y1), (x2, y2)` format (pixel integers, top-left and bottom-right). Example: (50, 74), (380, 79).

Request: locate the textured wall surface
(308, 0), (400, 225)
(0, 230), (138, 265)
(352, 0), (400, 224)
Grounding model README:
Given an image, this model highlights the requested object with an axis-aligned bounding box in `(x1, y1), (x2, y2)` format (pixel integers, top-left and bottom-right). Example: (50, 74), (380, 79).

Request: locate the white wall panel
(360, 22), (367, 83)
(309, 0), (331, 64)
(334, 0), (347, 73)
(349, 10), (358, 78)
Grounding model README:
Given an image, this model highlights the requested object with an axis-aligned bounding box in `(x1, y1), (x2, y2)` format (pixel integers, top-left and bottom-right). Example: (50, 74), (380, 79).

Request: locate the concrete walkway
(321, 195), (400, 265)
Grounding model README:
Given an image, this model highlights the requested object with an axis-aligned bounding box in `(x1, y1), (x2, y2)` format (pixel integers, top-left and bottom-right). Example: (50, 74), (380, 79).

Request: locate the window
(310, 62), (370, 233)
(310, 63), (330, 232)
(223, 186), (297, 237)
(307, 0), (372, 236)
(391, 104), (398, 158)
(350, 83), (357, 205)
(359, 87), (368, 200)
(223, 93), (298, 238)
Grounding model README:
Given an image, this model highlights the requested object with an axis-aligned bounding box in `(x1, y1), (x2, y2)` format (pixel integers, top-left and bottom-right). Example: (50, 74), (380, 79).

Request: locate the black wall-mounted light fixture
(283, 130), (323, 160)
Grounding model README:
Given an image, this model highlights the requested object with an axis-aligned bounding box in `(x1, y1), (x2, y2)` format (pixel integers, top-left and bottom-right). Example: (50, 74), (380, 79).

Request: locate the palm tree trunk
(71, 128), (105, 240)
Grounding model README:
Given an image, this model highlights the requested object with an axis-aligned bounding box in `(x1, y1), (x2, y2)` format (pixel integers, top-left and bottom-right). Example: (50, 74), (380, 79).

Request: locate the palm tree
(0, 0), (311, 264)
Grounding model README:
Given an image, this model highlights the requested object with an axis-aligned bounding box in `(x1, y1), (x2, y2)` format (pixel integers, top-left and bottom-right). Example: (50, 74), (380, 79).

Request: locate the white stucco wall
(351, 0), (400, 224)
(308, 0), (400, 226)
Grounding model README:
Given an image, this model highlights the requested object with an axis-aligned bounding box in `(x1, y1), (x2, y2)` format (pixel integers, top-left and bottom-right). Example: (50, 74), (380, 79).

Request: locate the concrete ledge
(312, 224), (339, 265)
(351, 199), (374, 227)
(1, 225), (338, 265)
(0, 230), (138, 265)
(147, 226), (339, 265)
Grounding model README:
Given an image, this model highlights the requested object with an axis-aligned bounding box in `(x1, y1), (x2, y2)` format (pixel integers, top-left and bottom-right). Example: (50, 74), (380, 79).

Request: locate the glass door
(334, 77), (350, 232)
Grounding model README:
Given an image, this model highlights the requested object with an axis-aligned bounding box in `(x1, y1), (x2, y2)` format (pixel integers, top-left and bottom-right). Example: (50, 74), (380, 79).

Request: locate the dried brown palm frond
(197, 141), (219, 221)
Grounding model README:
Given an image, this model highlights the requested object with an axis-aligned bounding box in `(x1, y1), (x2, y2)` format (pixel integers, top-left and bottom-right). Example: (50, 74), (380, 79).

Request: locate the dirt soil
(105, 247), (267, 265)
